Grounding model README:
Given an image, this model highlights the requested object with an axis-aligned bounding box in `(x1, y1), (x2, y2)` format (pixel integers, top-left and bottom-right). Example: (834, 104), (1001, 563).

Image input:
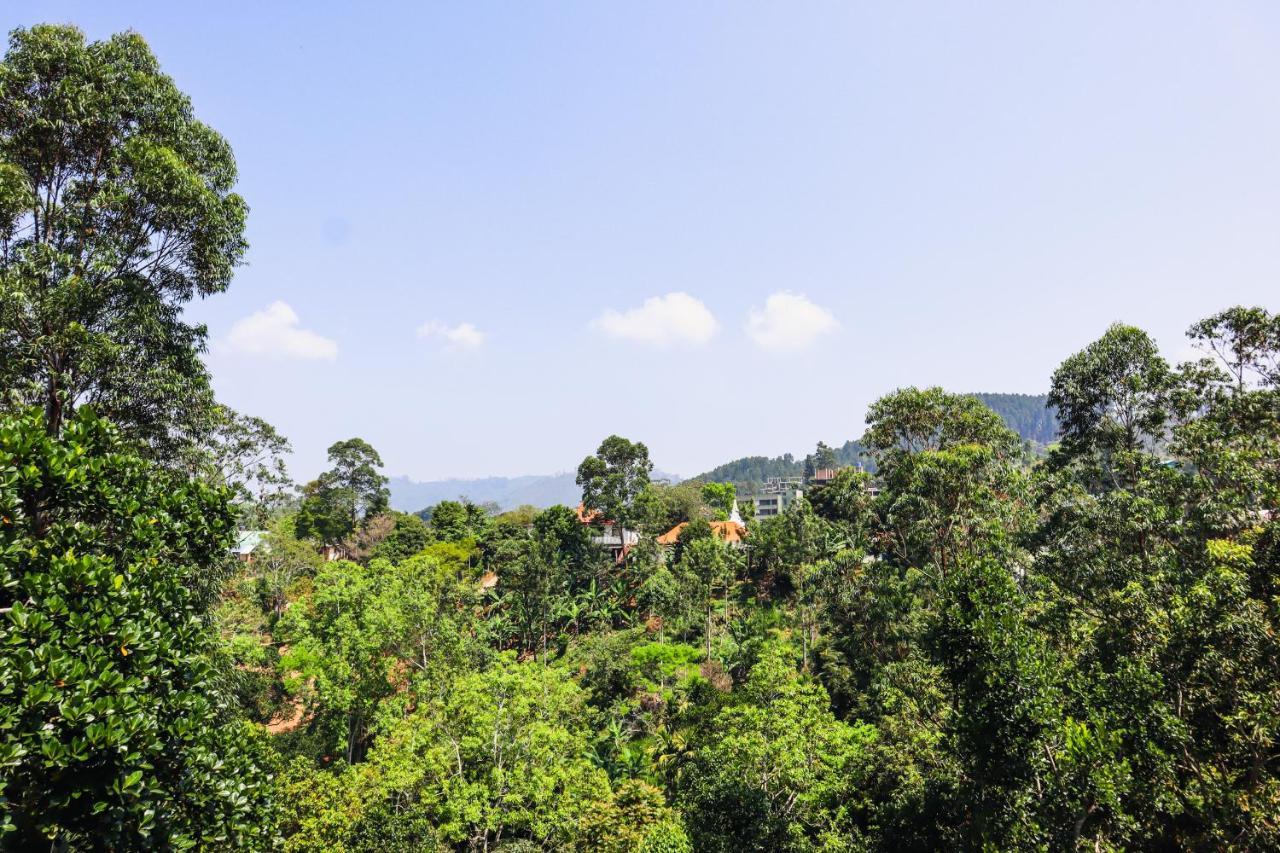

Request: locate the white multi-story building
(747, 479), (804, 518)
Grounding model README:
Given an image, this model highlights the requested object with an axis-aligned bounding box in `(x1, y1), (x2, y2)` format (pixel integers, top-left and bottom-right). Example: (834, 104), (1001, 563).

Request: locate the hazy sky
(12, 3), (1280, 481)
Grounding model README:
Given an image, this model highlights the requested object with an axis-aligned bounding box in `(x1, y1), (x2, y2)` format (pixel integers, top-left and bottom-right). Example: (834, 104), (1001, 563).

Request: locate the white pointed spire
(729, 498), (743, 525)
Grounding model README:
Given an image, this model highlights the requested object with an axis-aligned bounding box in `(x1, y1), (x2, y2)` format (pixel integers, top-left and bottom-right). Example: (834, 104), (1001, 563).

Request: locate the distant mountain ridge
(689, 440), (870, 486)
(692, 392), (1058, 486)
(388, 470), (682, 513)
(387, 473), (582, 513)
(389, 394), (1058, 510)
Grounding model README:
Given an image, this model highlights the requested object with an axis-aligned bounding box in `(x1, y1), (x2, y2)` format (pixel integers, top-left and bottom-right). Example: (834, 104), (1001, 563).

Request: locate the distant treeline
(694, 393), (1058, 487)
(968, 392), (1059, 445)
(692, 440), (870, 486)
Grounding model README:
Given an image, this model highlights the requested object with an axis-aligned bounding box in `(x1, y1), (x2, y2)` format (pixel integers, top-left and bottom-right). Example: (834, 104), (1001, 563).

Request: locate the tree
(369, 511), (431, 563)
(533, 504), (598, 587)
(577, 435), (653, 541)
(360, 654), (612, 850)
(427, 498), (491, 543)
(700, 482), (736, 520)
(933, 557), (1057, 848)
(0, 408), (273, 848)
(1017, 310), (1280, 847)
(639, 480), (712, 534)
(483, 520), (567, 658)
(679, 641), (876, 852)
(814, 441), (838, 471)
(803, 441), (839, 479)
(278, 558), (400, 764)
(1048, 323), (1174, 463)
(294, 477), (355, 546)
(254, 514), (323, 621)
(324, 438), (389, 520)
(578, 781), (691, 853)
(1187, 306), (1280, 391)
(296, 438), (389, 545)
(187, 404), (293, 525)
(277, 549), (482, 764)
(0, 26), (248, 455)
(679, 533), (734, 659)
(878, 443), (1030, 579)
(863, 386), (1020, 464)
(1181, 330), (1280, 525)
(807, 467), (875, 533)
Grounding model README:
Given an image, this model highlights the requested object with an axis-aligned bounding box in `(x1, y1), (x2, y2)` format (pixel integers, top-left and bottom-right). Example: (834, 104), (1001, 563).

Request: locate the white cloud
(417, 320), (486, 350)
(745, 291), (838, 352)
(226, 301), (337, 361)
(591, 292), (719, 347)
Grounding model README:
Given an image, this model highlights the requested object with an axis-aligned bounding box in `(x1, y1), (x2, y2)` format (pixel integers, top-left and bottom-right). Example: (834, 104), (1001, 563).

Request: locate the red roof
(657, 520), (747, 546)
(575, 503), (617, 526)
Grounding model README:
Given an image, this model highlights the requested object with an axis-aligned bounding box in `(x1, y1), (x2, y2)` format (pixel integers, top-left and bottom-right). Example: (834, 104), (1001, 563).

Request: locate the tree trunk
(45, 379), (62, 436)
(705, 603), (712, 660)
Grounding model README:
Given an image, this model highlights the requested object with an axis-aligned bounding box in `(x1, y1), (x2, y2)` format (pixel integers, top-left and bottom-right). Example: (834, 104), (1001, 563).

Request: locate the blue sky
(13, 3), (1280, 481)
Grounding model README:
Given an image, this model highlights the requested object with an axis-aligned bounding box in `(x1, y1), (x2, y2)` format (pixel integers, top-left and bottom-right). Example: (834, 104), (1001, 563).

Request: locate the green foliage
(933, 557), (1057, 847)
(630, 642), (703, 696)
(0, 25), (247, 454)
(369, 511), (431, 563)
(578, 435), (654, 534)
(0, 409), (273, 849)
(295, 438), (389, 545)
(300, 654), (610, 850)
(8, 283), (1277, 852)
(1187, 305), (1280, 389)
(578, 780), (692, 853)
(679, 640), (876, 852)
(692, 453), (803, 488)
(275, 757), (368, 853)
(187, 405), (294, 525)
(863, 386), (1021, 464)
(278, 553), (478, 764)
(678, 534), (737, 658)
(640, 480), (713, 534)
(700, 482), (736, 520)
(1048, 323), (1174, 461)
(807, 468), (876, 533)
(428, 498), (493, 542)
(803, 441), (839, 480)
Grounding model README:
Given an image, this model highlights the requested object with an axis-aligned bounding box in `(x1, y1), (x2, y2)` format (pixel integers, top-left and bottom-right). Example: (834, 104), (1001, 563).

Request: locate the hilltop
(691, 392), (1058, 486)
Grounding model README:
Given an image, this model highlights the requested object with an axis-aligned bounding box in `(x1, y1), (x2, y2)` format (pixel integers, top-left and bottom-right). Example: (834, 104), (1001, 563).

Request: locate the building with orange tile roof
(575, 503), (640, 563)
(656, 519), (748, 547)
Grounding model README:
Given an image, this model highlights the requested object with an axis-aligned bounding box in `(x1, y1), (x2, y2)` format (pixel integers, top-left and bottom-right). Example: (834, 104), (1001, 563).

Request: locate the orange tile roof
(575, 503), (611, 525)
(657, 520), (747, 546)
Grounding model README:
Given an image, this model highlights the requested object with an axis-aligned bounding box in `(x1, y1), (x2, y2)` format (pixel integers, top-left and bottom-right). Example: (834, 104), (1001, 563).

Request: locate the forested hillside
(692, 441), (869, 486)
(4, 23), (1280, 853)
(691, 452), (804, 484)
(969, 392), (1059, 445)
(692, 395), (1055, 488)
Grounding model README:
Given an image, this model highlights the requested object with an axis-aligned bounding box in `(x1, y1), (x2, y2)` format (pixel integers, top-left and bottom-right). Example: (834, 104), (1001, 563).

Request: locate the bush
(0, 409), (274, 848)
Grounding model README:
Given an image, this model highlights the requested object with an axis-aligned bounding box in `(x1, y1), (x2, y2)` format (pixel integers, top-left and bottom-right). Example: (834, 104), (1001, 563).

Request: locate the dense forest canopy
(4, 23), (1280, 853)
